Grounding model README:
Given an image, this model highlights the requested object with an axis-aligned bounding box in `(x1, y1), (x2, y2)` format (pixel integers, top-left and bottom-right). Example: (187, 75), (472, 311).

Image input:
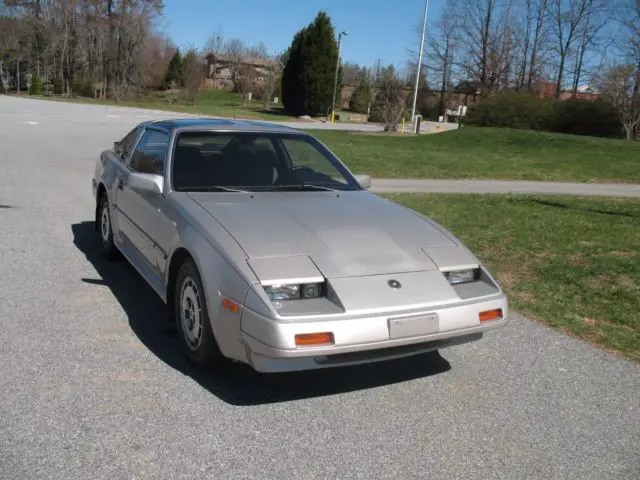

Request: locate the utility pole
(331, 31), (347, 124)
(410, 0), (430, 124)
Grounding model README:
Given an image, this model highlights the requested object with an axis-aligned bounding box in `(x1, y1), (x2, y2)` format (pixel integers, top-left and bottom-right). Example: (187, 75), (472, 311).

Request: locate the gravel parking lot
(1, 95), (639, 479)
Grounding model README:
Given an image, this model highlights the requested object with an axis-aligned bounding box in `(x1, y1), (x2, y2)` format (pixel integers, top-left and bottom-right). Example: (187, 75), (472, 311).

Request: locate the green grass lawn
(314, 127), (640, 184)
(387, 193), (640, 362)
(32, 89), (295, 121)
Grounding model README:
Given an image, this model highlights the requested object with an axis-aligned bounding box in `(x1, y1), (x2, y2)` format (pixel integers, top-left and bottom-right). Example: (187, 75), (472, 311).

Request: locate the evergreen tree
(349, 67), (372, 113)
(165, 49), (183, 88)
(28, 75), (44, 95)
(281, 28), (307, 111)
(281, 11), (340, 116)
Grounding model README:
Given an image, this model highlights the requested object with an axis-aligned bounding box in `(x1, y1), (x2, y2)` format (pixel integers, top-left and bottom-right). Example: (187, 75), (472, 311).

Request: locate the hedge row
(465, 92), (622, 138)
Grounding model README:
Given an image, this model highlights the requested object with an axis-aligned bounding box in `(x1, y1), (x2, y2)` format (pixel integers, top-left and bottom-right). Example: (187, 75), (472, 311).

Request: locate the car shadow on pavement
(71, 221), (451, 406)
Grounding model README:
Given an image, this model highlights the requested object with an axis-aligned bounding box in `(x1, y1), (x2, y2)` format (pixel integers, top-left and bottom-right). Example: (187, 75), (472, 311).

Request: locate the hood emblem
(388, 279), (402, 289)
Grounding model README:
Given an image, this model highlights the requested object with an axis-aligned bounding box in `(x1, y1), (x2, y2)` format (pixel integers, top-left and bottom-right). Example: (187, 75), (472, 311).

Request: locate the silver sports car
(92, 118), (508, 373)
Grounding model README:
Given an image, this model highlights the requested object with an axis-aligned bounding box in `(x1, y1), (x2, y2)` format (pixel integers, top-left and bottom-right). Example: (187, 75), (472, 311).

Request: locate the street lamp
(331, 30), (347, 124)
(410, 0), (430, 125)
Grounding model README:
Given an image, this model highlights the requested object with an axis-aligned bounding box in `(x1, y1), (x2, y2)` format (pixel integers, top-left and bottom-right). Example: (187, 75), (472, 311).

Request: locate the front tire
(174, 257), (224, 368)
(98, 194), (119, 260)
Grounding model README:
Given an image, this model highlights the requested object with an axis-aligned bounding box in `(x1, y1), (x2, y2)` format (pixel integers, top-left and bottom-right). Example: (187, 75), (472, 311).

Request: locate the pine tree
(349, 67), (372, 113)
(281, 11), (340, 116)
(28, 75), (44, 95)
(165, 49), (183, 88)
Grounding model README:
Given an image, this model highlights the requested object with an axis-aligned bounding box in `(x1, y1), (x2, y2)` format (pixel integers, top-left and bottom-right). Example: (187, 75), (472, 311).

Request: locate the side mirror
(128, 172), (164, 194)
(354, 174), (371, 189)
(113, 141), (120, 151)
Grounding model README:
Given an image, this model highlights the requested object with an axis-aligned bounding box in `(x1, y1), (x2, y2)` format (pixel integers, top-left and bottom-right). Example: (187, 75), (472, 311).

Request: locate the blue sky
(159, 0), (445, 69)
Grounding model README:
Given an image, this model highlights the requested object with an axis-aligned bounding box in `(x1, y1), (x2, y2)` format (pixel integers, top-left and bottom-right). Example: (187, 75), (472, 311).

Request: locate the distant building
(538, 80), (600, 101)
(201, 53), (278, 89)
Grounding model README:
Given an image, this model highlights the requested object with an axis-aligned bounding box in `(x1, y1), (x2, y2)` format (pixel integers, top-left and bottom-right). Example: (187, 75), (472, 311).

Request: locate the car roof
(145, 117), (306, 135)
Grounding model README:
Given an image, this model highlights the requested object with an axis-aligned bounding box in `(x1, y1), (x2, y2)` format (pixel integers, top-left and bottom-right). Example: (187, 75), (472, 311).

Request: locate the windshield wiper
(186, 186), (250, 193)
(269, 184), (337, 192)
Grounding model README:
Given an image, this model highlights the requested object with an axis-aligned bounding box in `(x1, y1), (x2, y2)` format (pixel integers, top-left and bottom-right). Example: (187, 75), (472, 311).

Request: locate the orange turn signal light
(294, 332), (334, 347)
(479, 308), (503, 322)
(222, 297), (240, 313)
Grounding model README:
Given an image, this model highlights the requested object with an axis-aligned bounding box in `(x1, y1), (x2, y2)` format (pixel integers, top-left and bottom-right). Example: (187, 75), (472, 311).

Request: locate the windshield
(170, 130), (362, 192)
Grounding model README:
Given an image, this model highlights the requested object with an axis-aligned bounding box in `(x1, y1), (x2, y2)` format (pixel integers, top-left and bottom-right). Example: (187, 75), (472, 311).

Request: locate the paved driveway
(1, 96), (639, 479)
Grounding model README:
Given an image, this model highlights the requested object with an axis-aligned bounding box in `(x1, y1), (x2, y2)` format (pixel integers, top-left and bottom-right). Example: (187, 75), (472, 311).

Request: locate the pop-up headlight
(443, 268), (480, 285)
(263, 282), (324, 301)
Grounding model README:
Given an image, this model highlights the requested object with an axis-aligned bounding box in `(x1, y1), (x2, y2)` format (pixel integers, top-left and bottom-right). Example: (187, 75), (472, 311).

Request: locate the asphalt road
(0, 94), (459, 133)
(1, 95), (639, 479)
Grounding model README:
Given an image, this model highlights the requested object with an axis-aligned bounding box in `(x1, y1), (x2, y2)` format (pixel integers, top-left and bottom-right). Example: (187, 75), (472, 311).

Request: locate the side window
(129, 129), (169, 175)
(115, 128), (140, 162)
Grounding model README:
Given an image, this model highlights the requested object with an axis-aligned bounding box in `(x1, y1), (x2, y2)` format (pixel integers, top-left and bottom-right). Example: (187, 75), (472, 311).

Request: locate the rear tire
(174, 257), (224, 368)
(98, 194), (119, 260)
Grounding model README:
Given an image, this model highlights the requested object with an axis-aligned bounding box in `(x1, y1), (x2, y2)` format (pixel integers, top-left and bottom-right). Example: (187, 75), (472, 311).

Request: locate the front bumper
(240, 293), (508, 373)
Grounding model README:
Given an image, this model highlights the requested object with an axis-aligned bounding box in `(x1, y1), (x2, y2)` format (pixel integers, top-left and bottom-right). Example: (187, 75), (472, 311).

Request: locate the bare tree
(181, 48), (204, 105)
(340, 62), (360, 85)
(247, 41), (268, 59)
(456, 0), (518, 94)
(371, 66), (406, 131)
(0, 8), (25, 92)
(570, 0), (612, 94)
(234, 63), (257, 106)
(204, 28), (224, 54)
(224, 37), (247, 83)
(260, 56), (283, 109)
(597, 64), (639, 139)
(550, 0), (590, 97)
(204, 28), (224, 86)
(425, 0), (460, 114)
(1, 0), (166, 99)
(606, 0), (640, 138)
(516, 0), (551, 90)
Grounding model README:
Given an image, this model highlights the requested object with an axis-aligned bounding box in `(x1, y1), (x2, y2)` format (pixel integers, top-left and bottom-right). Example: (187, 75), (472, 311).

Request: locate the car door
(114, 127), (169, 276)
(109, 126), (142, 241)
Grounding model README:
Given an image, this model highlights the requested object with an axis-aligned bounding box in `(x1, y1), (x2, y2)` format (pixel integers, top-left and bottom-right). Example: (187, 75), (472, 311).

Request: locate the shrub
(466, 91), (623, 138)
(369, 66), (406, 130)
(466, 91), (554, 130)
(28, 75), (44, 95)
(72, 76), (94, 97)
(550, 97), (622, 138)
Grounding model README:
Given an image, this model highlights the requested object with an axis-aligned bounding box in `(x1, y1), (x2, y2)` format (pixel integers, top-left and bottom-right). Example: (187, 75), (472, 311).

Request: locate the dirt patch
(496, 271), (517, 289)
(513, 290), (536, 302)
(587, 274), (612, 290)
(610, 251), (635, 259)
(494, 262), (535, 290)
(579, 240), (598, 247)
(615, 275), (639, 291)
(569, 254), (593, 267)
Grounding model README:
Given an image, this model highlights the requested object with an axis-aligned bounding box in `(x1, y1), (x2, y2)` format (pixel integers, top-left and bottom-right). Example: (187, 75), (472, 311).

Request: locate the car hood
(187, 191), (468, 278)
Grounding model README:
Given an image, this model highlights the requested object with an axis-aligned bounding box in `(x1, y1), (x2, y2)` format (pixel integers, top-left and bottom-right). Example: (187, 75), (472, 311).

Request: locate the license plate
(388, 312), (440, 339)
